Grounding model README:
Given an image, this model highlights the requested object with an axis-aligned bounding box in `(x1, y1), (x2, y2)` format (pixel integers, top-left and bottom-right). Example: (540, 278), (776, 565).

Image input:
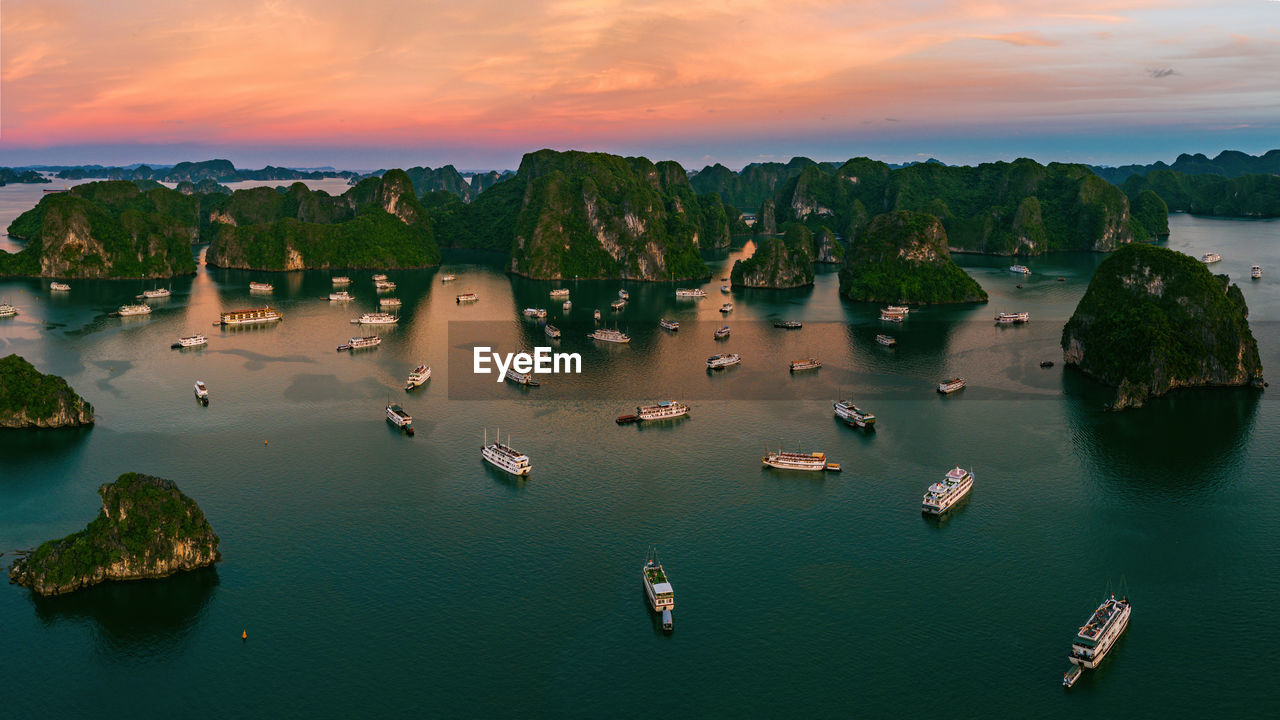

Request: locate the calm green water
(2, 203), (1278, 718)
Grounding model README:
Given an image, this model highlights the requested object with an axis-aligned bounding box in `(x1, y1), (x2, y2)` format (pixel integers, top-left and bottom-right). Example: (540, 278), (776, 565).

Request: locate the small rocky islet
(0, 354), (94, 429)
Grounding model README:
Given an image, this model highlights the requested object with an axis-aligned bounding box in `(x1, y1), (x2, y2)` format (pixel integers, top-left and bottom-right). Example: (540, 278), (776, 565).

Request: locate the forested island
(9, 473), (220, 596)
(0, 355), (95, 429)
(731, 224), (817, 288)
(1062, 244), (1264, 410)
(837, 211), (987, 304)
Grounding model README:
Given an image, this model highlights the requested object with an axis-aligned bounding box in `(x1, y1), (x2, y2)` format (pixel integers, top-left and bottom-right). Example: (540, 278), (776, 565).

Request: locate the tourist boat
(0, 303), (19, 318)
(593, 309), (602, 320)
(589, 328), (631, 343)
(372, 274), (388, 282)
(249, 281), (274, 292)
(140, 288), (171, 299)
(1063, 664), (1083, 689)
(332, 276), (352, 285)
(482, 429), (531, 475)
(921, 466), (974, 515)
(50, 282), (71, 292)
(550, 288), (570, 298)
(762, 449), (827, 471)
(875, 334), (896, 347)
(337, 335), (382, 351)
(675, 288), (706, 298)
(833, 399), (876, 429)
(375, 280), (397, 291)
(618, 289), (630, 300)
(616, 414), (639, 424)
(1251, 265), (1262, 279)
(545, 324), (561, 339)
(789, 358), (821, 372)
(329, 291), (354, 302)
(405, 365), (431, 390)
(721, 285), (730, 293)
(706, 353), (741, 369)
(659, 319), (679, 331)
(386, 402), (414, 435)
(440, 274), (456, 283)
(774, 320), (802, 329)
(996, 311), (1030, 324)
(522, 308), (547, 318)
(1009, 264), (1031, 274)
(193, 380), (209, 405)
(714, 326), (730, 339)
(1201, 252), (1221, 264)
(505, 368), (541, 387)
(610, 299), (626, 311)
(1041, 360), (1055, 368)
(1068, 593), (1132, 670)
(636, 400), (689, 421)
(116, 304), (152, 317)
(352, 312), (397, 325)
(880, 309), (906, 322)
(171, 334), (208, 349)
(379, 297), (402, 307)
(938, 377), (966, 394)
(456, 292), (478, 303)
(219, 307), (282, 326)
(642, 547), (675, 632)
(563, 300), (572, 311)
(720, 303), (733, 313)
(886, 305), (910, 314)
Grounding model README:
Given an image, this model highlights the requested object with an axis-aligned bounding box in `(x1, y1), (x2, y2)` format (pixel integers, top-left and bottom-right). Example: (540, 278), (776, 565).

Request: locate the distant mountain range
(1090, 149), (1280, 183)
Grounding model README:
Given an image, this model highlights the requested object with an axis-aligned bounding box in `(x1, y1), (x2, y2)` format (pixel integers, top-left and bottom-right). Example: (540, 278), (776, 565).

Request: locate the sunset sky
(2, 0), (1278, 170)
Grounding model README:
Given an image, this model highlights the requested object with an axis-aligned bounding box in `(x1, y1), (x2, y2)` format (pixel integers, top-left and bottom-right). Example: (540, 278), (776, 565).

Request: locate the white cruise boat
(618, 289), (630, 300)
(995, 311), (1030, 324)
(720, 303), (733, 313)
(116, 304), (152, 317)
(456, 292), (478, 303)
(440, 274), (456, 283)
(505, 368), (541, 387)
(331, 276), (352, 285)
(1068, 594), (1132, 670)
(833, 399), (876, 429)
(372, 274), (388, 282)
(789, 358), (821, 372)
(921, 466), (973, 515)
(762, 449), (827, 471)
(375, 280), (397, 291)
(610, 299), (626, 311)
(1009, 264), (1031, 274)
(141, 288), (171, 299)
(545, 324), (561, 339)
(405, 365), (431, 390)
(0, 303), (18, 318)
(714, 326), (730, 339)
(774, 320), (803, 329)
(938, 377), (966, 394)
(337, 335), (381, 351)
(379, 297), (402, 307)
(880, 308), (906, 322)
(706, 353), (741, 369)
(1201, 252), (1221, 264)
(249, 281), (274, 292)
(675, 288), (706, 298)
(522, 307), (547, 318)
(386, 403), (414, 435)
(875, 334), (896, 347)
(636, 400), (689, 421)
(482, 429), (531, 476)
(50, 282), (71, 292)
(352, 312), (398, 325)
(589, 328), (631, 343)
(171, 334), (208, 349)
(642, 548), (675, 632)
(193, 380), (209, 405)
(1251, 265), (1262, 279)
(220, 307), (282, 326)
(659, 319), (679, 331)
(549, 288), (570, 298)
(886, 305), (910, 314)
(563, 300), (572, 311)
(329, 291), (354, 302)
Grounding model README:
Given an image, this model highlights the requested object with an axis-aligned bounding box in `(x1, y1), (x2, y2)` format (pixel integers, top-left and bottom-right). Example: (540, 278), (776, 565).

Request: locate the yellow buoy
(242, 630), (247, 641)
(264, 439), (268, 445)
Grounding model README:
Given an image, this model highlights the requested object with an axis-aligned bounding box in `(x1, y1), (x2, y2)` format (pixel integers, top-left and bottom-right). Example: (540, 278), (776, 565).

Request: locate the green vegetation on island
(1122, 170), (1280, 218)
(0, 168), (52, 185)
(690, 157), (835, 210)
(54, 159), (359, 183)
(837, 211), (988, 304)
(0, 355), (94, 429)
(1091, 149), (1280, 184)
(8, 473), (220, 596)
(1062, 243), (1264, 410)
(731, 223), (817, 288)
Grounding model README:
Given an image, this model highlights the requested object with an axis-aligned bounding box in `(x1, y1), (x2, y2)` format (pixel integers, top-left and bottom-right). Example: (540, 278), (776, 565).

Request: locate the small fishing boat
(1040, 360), (1055, 368)
(774, 320), (802, 329)
(616, 414), (639, 424)
(659, 319), (679, 331)
(193, 380), (209, 405)
(825, 463), (842, 472)
(721, 285), (730, 293)
(594, 309), (602, 320)
(50, 282), (71, 292)
(875, 334), (896, 347)
(405, 365), (431, 390)
(563, 300), (572, 311)
(714, 326), (730, 339)
(545, 324), (561, 339)
(720, 303), (733, 313)
(249, 281), (274, 292)
(618, 289), (630, 300)
(456, 292), (478, 303)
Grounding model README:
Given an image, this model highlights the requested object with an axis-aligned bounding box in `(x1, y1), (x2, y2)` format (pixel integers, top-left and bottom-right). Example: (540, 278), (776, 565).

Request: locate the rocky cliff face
(0, 355), (94, 429)
(838, 211), (988, 304)
(813, 226), (845, 263)
(731, 223), (816, 288)
(1062, 243), (1264, 409)
(9, 473), (219, 596)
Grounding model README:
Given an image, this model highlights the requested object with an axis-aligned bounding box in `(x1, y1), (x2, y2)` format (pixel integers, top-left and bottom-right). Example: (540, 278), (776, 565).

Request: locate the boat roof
(652, 582), (673, 595)
(946, 467), (968, 479)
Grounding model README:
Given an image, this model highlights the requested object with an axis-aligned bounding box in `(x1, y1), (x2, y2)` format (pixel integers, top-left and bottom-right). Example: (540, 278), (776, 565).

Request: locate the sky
(1, 0), (1278, 171)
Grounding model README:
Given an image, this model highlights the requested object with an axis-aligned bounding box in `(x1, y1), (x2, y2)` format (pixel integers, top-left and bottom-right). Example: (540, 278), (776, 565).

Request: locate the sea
(1, 179), (1277, 718)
